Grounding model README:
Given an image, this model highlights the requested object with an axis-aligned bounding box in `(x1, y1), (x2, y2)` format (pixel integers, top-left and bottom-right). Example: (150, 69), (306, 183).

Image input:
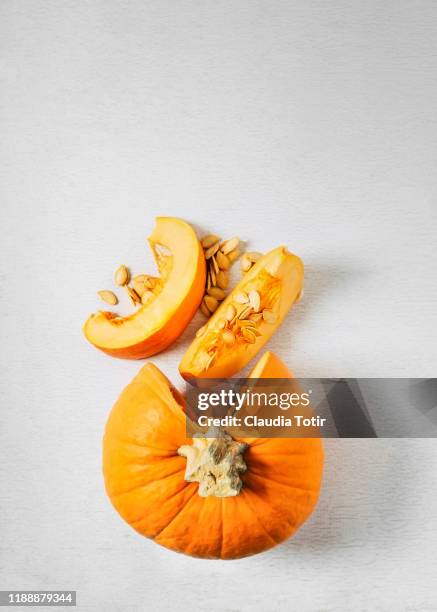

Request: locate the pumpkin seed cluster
(97, 264), (162, 308)
(200, 234), (241, 317)
(196, 286), (279, 371)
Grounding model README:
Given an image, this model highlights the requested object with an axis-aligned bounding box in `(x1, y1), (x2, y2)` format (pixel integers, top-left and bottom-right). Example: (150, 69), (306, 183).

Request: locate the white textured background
(1, 1), (437, 611)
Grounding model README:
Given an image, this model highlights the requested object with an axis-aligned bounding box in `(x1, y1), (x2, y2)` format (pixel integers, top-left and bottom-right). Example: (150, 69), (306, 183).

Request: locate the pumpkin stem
(178, 427), (247, 498)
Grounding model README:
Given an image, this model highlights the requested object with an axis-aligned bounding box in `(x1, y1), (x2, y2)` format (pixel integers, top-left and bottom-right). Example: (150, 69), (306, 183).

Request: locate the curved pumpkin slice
(84, 217), (206, 359)
(179, 246), (303, 379)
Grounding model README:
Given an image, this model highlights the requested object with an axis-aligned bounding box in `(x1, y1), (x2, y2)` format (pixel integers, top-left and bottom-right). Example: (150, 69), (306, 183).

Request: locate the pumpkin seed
(234, 291), (249, 304)
(141, 290), (154, 304)
(216, 270), (229, 289)
(249, 313), (263, 323)
(211, 255), (220, 275)
(201, 300), (211, 317)
(249, 290), (261, 312)
(205, 242), (220, 259)
(227, 249), (240, 264)
(237, 305), (253, 319)
(241, 328), (257, 344)
(226, 304), (236, 321)
(240, 254), (253, 272)
(222, 329), (236, 345)
(220, 236), (239, 255)
(201, 234), (220, 249)
(206, 272), (212, 291)
(144, 276), (159, 289)
(204, 352), (216, 370)
(238, 319), (255, 327)
(125, 286), (141, 305)
(208, 286), (226, 301)
(245, 326), (261, 336)
(216, 318), (226, 329)
(98, 290), (118, 305)
(204, 295), (218, 312)
(262, 309), (278, 324)
(114, 264), (129, 286)
(216, 250), (230, 270)
(246, 251), (262, 262)
(132, 278), (147, 296)
(196, 325), (207, 338)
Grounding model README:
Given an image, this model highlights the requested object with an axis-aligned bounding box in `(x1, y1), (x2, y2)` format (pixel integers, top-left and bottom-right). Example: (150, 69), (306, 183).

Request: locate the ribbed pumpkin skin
(103, 362), (323, 559)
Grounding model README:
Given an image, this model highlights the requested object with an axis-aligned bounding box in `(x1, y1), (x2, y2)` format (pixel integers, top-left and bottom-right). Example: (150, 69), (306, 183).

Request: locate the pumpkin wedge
(103, 353), (323, 559)
(83, 217), (206, 359)
(179, 246), (303, 379)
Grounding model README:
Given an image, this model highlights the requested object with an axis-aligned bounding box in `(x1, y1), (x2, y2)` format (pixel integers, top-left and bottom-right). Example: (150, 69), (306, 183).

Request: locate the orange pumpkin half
(103, 352), (323, 559)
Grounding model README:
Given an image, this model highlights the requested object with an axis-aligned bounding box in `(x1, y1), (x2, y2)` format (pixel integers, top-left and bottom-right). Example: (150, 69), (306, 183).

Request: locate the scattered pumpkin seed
(201, 300), (211, 317)
(246, 251), (262, 262)
(249, 290), (261, 312)
(98, 290), (118, 305)
(216, 271), (229, 289)
(240, 254), (253, 273)
(114, 264), (129, 286)
(201, 234), (220, 249)
(216, 250), (230, 270)
(145, 276), (159, 289)
(209, 267), (217, 286)
(262, 309), (278, 324)
(208, 286), (226, 301)
(205, 242), (220, 259)
(125, 286), (141, 306)
(204, 295), (219, 312)
(211, 255), (220, 275)
(132, 278), (147, 297)
(227, 249), (240, 264)
(220, 236), (239, 255)
(249, 313), (263, 323)
(141, 290), (154, 304)
(133, 274), (146, 284)
(216, 318), (226, 329)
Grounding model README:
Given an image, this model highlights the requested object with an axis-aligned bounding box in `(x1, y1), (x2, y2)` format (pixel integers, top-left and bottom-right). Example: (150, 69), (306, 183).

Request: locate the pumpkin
(179, 246), (304, 380)
(83, 217), (206, 359)
(103, 352), (323, 559)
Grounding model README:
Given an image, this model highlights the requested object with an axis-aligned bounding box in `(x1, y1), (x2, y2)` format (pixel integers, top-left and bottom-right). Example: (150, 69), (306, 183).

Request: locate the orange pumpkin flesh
(83, 217), (206, 359)
(179, 246), (304, 380)
(248, 350), (295, 378)
(103, 353), (323, 559)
